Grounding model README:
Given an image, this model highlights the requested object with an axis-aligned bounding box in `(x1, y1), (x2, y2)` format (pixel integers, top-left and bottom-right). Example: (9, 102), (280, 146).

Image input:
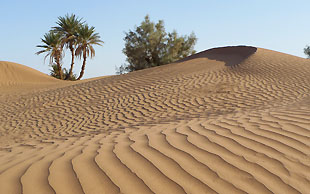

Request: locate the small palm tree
(36, 31), (64, 79)
(75, 24), (103, 80)
(53, 14), (83, 79)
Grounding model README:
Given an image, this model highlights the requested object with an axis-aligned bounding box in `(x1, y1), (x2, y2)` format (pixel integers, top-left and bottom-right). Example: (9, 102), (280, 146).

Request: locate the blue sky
(1, 0), (309, 79)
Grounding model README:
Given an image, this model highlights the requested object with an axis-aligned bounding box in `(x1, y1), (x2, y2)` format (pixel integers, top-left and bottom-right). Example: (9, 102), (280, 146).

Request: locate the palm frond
(75, 24), (103, 59)
(35, 31), (63, 65)
(52, 13), (84, 50)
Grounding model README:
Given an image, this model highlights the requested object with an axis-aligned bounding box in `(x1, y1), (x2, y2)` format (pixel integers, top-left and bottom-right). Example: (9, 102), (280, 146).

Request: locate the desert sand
(0, 46), (309, 194)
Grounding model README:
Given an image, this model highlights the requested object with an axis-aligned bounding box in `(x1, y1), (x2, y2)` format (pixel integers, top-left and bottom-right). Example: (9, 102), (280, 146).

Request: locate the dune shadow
(177, 46), (257, 67)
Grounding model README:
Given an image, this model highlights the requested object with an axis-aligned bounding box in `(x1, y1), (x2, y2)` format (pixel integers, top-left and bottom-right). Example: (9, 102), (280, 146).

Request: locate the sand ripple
(0, 46), (309, 193)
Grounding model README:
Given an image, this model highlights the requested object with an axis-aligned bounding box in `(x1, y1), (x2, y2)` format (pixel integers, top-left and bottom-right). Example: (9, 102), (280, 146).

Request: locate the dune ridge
(0, 46), (309, 194)
(0, 61), (70, 96)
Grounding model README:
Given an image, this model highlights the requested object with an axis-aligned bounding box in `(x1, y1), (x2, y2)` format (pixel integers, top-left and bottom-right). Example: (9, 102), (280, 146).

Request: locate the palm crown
(36, 31), (62, 63)
(52, 14), (83, 47)
(76, 24), (103, 59)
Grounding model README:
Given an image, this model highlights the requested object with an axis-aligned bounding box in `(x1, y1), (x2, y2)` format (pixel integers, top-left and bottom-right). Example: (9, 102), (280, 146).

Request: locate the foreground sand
(0, 46), (309, 194)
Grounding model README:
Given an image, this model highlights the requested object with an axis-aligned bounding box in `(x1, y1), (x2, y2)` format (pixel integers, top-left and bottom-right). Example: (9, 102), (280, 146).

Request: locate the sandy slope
(0, 46), (309, 194)
(0, 61), (70, 96)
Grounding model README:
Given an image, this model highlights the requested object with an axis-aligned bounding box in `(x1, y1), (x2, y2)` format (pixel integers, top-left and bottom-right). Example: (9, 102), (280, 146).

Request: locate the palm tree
(36, 31), (64, 79)
(75, 24), (103, 80)
(53, 14), (83, 79)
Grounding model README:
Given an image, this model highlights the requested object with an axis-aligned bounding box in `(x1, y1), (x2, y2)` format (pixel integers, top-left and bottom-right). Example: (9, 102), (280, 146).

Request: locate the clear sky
(1, 0), (309, 79)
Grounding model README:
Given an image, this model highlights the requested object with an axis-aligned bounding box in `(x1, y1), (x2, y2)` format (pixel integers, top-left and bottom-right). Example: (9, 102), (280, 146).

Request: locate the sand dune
(0, 61), (68, 95)
(0, 46), (309, 194)
(0, 61), (56, 84)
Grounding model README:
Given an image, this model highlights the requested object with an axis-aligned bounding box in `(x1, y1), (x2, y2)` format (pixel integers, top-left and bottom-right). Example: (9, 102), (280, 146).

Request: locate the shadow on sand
(177, 46), (258, 67)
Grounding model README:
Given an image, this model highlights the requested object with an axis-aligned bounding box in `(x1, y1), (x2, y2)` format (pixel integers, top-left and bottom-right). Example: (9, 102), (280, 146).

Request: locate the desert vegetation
(117, 15), (197, 74)
(37, 14), (196, 78)
(36, 14), (103, 80)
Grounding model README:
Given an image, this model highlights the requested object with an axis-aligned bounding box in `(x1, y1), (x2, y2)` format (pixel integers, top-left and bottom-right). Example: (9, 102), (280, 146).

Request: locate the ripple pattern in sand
(0, 47), (309, 193)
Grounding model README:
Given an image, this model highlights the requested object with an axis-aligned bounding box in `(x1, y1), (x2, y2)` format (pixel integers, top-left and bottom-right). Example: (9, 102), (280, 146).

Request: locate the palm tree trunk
(56, 54), (63, 80)
(57, 63), (63, 80)
(67, 44), (75, 79)
(77, 52), (86, 80)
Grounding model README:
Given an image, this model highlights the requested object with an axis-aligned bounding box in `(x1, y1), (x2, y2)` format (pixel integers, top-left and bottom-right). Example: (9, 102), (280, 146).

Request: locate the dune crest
(0, 61), (72, 95)
(0, 46), (309, 194)
(0, 61), (58, 85)
(178, 45), (257, 67)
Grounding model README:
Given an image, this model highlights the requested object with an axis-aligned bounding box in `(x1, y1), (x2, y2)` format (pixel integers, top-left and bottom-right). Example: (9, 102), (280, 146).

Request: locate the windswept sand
(0, 46), (309, 194)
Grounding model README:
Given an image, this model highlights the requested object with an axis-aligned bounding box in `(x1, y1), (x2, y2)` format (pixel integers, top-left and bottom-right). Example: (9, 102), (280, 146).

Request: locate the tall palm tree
(53, 14), (83, 79)
(75, 24), (103, 80)
(36, 31), (64, 79)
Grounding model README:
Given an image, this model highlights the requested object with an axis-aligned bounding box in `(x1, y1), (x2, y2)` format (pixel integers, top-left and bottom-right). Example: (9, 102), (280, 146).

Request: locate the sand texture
(0, 46), (309, 194)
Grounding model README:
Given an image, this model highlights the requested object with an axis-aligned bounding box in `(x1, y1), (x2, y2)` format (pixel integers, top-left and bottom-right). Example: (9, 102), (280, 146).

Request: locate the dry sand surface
(0, 46), (309, 194)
